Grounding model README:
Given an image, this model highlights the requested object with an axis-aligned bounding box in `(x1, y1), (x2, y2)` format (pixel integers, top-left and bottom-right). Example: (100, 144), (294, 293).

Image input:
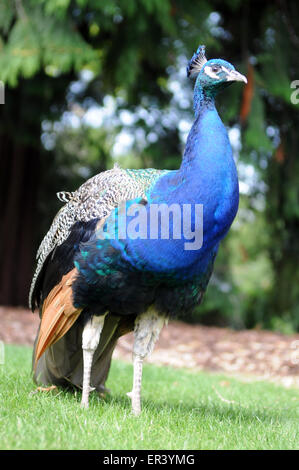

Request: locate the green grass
(0, 344), (298, 450)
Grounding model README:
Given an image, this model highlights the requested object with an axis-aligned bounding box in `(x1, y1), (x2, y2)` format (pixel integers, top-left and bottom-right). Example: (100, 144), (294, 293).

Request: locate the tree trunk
(0, 139), (39, 305)
(0, 121), (40, 305)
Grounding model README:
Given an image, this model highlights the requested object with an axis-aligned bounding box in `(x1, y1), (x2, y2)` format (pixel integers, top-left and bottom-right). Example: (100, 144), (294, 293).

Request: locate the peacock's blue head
(187, 45), (247, 98)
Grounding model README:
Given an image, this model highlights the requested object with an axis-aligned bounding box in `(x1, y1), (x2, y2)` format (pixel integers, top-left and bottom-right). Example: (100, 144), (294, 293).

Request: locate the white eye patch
(204, 65), (221, 80)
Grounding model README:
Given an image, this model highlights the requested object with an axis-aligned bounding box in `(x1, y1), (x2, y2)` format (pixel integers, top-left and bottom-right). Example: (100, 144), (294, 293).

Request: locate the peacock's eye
(211, 65), (220, 73)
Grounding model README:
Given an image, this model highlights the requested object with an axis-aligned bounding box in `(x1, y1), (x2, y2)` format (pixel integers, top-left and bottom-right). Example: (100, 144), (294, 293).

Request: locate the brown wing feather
(33, 268), (82, 370)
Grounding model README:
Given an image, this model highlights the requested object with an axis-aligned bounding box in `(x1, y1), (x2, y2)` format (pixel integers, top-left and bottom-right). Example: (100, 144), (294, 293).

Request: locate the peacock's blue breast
(213, 163), (239, 239)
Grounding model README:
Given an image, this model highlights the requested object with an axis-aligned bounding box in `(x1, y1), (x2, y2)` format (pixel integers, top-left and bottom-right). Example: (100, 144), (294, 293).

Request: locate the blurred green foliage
(1, 0), (299, 332)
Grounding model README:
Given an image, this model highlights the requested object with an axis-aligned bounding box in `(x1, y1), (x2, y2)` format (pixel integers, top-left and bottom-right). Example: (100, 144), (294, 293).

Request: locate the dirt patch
(1, 306), (298, 388)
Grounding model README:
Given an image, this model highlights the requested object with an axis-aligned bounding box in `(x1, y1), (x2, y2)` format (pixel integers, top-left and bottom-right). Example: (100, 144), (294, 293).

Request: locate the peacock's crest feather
(186, 45), (207, 78)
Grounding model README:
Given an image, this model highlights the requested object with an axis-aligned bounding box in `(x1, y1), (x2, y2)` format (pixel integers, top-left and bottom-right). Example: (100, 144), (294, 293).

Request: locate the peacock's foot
(80, 399), (89, 409)
(30, 385), (58, 396)
(37, 385), (57, 392)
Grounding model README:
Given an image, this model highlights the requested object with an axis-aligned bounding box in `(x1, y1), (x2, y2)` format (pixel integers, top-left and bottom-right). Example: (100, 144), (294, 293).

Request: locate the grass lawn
(0, 344), (298, 450)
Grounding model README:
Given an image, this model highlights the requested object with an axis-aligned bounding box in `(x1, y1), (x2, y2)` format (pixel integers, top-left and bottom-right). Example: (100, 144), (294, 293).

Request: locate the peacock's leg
(81, 313), (107, 408)
(127, 309), (167, 416)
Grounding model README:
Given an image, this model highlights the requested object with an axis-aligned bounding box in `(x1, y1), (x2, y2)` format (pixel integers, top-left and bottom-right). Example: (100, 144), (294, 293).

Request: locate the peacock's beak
(226, 70), (247, 84)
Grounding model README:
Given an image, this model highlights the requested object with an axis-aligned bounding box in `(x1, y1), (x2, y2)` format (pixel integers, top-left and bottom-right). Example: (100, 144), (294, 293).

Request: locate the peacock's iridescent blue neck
(193, 82), (215, 118)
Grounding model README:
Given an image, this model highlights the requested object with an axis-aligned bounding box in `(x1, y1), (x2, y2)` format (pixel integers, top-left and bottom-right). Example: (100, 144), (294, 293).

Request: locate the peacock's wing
(29, 164), (168, 310)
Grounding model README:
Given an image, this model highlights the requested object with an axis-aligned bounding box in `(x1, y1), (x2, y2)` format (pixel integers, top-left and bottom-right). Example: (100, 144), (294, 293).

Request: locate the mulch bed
(1, 306), (298, 388)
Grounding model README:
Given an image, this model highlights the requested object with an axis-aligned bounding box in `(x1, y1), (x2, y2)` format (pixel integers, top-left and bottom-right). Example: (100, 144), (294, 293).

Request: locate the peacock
(30, 45), (246, 415)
